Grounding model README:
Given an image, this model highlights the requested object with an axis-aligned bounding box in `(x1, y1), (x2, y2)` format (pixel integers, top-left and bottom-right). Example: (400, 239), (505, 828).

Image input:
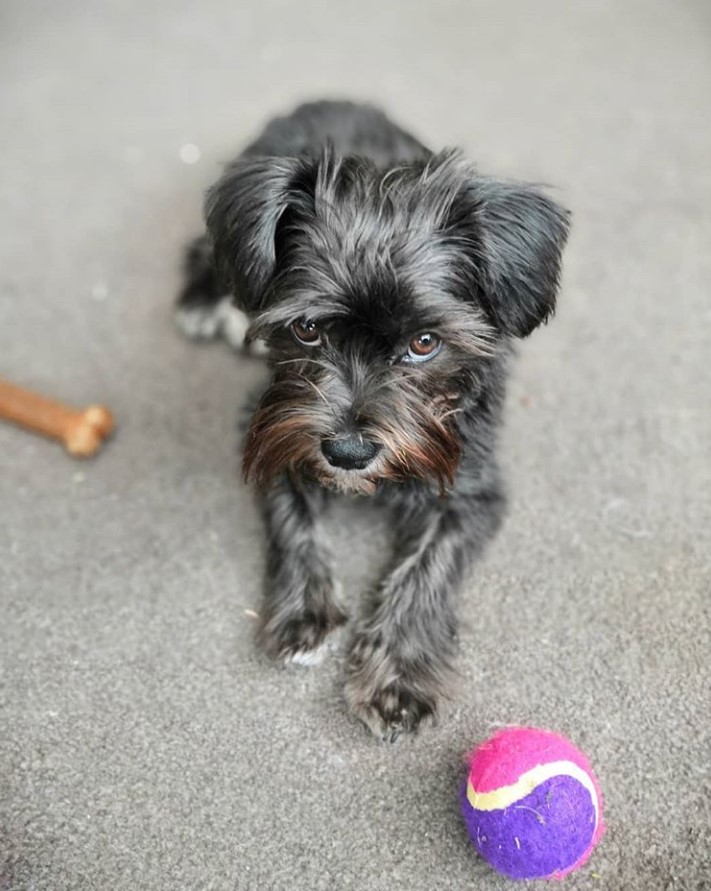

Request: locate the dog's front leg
(257, 474), (346, 665)
(345, 489), (504, 741)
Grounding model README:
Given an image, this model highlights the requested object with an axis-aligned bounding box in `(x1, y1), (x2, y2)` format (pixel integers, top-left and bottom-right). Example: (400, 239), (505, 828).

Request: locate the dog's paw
(175, 297), (249, 349)
(259, 604), (347, 667)
(346, 679), (437, 743)
(344, 634), (443, 742)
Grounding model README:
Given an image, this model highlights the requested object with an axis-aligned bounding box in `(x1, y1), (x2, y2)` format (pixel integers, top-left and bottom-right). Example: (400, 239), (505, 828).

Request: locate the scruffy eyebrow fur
(250, 289), (496, 360)
(249, 292), (352, 334)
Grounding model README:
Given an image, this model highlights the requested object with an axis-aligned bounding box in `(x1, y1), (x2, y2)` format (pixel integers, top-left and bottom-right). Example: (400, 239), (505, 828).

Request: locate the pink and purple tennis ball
(460, 727), (605, 881)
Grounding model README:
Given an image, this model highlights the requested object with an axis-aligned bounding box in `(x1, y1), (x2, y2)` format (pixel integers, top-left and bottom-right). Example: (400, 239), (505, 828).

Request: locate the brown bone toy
(0, 376), (114, 457)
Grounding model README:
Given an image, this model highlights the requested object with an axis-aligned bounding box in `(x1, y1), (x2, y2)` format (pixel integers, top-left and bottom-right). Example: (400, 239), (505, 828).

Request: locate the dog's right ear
(465, 178), (571, 339)
(204, 156), (307, 313)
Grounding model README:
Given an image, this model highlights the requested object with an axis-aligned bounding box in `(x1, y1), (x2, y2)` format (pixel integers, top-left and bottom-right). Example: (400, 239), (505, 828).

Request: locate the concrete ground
(1, 1), (710, 889)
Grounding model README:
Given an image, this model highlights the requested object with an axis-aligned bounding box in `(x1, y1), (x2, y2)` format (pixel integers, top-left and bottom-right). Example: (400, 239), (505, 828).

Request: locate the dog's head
(205, 149), (570, 494)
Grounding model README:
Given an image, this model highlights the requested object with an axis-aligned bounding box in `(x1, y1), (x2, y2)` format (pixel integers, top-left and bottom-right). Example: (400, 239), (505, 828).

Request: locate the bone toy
(0, 376), (114, 457)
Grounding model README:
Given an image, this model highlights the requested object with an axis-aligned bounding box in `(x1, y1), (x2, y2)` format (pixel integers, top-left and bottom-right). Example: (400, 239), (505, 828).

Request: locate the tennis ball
(461, 727), (605, 880)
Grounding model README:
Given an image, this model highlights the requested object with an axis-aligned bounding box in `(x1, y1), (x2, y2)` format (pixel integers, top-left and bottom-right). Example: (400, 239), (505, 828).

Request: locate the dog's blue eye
(403, 333), (442, 364)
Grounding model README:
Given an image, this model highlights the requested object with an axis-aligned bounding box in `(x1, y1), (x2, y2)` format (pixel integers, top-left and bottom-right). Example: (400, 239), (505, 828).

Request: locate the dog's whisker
(299, 375), (332, 407)
(437, 407), (464, 422)
(275, 357), (329, 370)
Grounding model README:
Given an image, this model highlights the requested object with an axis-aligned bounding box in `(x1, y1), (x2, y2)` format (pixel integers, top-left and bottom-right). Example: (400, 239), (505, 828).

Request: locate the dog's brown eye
(291, 319), (321, 346)
(405, 333), (441, 363)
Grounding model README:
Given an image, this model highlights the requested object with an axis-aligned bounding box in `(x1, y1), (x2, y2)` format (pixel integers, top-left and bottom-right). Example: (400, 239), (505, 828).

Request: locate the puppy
(176, 101), (570, 741)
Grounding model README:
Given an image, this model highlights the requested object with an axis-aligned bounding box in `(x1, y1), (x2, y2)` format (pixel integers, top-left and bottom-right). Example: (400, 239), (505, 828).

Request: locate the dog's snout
(321, 434), (380, 470)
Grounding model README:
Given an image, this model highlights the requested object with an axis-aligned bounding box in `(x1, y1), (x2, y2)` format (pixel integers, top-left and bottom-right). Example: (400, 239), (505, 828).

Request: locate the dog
(176, 100), (570, 741)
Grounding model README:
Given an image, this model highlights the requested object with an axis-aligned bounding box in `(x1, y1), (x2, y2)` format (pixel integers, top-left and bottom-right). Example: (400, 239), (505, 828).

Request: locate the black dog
(176, 101), (570, 741)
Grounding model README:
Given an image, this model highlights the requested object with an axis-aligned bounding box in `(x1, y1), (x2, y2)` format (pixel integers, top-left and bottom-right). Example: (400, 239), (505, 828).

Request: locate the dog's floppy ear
(466, 179), (571, 338)
(204, 156), (306, 313)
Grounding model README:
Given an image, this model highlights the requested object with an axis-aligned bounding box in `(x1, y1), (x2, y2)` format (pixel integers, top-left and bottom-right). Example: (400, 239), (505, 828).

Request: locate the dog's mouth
(242, 375), (463, 495)
(312, 455), (383, 496)
(244, 425), (460, 496)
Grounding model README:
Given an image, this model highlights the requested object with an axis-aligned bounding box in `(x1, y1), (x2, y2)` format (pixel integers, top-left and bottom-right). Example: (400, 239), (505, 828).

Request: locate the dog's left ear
(461, 179), (571, 338)
(204, 155), (307, 313)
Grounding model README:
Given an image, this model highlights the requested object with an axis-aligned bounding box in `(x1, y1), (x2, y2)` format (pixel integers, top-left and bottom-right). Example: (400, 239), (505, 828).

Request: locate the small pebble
(179, 143), (201, 164)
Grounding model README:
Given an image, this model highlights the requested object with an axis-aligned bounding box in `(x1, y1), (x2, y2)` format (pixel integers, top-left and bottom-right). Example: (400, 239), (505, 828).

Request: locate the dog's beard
(242, 372), (462, 495)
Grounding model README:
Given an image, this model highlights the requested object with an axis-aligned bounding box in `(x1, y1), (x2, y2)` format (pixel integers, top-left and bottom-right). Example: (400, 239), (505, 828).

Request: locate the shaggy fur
(176, 100), (570, 740)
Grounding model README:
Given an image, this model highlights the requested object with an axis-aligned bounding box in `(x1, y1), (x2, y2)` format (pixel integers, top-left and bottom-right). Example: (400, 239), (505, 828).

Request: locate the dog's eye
(403, 333), (442, 363)
(291, 319), (321, 346)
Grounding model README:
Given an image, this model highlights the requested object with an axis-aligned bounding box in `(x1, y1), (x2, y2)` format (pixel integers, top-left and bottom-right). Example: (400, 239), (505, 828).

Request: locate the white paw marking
(247, 336), (270, 357)
(175, 298), (249, 349)
(219, 302), (250, 349)
(175, 303), (225, 340)
(286, 645), (326, 667)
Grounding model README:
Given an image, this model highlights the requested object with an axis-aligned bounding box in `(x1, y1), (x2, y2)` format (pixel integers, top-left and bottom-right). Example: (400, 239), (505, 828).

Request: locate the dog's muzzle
(321, 434), (381, 470)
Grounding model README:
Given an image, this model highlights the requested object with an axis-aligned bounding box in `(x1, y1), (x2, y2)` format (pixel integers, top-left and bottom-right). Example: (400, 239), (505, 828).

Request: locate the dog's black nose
(321, 435), (381, 470)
